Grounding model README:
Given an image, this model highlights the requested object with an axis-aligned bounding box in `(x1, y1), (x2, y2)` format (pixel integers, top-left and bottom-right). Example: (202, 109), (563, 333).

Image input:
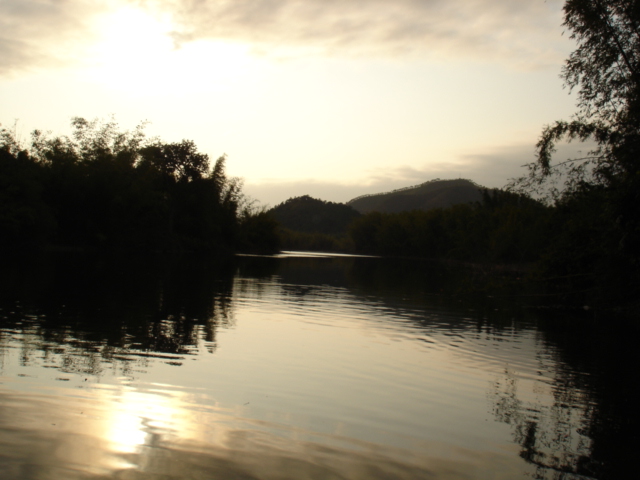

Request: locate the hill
(268, 195), (361, 235)
(347, 178), (487, 214)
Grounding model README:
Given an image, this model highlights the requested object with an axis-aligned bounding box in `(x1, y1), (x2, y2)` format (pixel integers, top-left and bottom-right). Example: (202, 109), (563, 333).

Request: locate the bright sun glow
(105, 388), (181, 456)
(89, 8), (255, 97)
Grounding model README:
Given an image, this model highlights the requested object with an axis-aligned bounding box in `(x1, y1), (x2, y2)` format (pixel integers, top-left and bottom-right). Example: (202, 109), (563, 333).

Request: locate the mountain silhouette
(347, 178), (486, 214)
(269, 195), (361, 235)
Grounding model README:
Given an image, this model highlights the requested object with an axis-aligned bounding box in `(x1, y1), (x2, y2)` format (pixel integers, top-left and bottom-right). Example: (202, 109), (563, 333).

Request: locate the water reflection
(0, 253), (235, 370)
(0, 252), (637, 479)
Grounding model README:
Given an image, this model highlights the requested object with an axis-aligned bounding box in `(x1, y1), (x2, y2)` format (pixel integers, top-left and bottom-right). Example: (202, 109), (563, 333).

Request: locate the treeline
(269, 186), (638, 310)
(0, 118), (279, 253)
(268, 195), (359, 252)
(266, 190), (551, 263)
(349, 190), (549, 263)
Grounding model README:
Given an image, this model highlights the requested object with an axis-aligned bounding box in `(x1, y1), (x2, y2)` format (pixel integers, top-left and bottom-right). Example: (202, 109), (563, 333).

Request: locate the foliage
(269, 195), (361, 235)
(277, 227), (354, 253)
(349, 189), (550, 264)
(0, 118), (278, 253)
(0, 137), (55, 248)
(509, 0), (640, 307)
(139, 140), (211, 183)
(237, 206), (281, 254)
(265, 195), (360, 252)
(510, 0), (640, 197)
(563, 0), (640, 125)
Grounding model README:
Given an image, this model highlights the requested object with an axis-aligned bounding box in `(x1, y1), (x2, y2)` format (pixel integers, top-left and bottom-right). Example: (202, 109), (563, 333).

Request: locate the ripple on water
(0, 257), (613, 480)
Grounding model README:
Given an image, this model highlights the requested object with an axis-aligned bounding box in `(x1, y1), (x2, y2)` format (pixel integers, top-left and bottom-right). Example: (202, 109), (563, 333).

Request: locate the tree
(512, 0), (640, 198)
(511, 0), (640, 307)
(139, 140), (210, 183)
(0, 117), (280, 254)
(269, 195), (361, 235)
(0, 129), (55, 248)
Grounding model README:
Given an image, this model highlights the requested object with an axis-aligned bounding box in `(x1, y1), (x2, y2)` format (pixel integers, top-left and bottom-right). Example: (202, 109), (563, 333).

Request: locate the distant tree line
(265, 190), (550, 262)
(268, 179), (637, 309)
(348, 190), (550, 263)
(269, 195), (361, 235)
(0, 118), (279, 253)
(268, 195), (359, 252)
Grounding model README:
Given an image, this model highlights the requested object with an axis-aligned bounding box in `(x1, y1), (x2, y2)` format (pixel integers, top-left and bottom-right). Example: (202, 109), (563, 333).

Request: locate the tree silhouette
(139, 140), (210, 183)
(0, 118), (278, 253)
(509, 0), (640, 308)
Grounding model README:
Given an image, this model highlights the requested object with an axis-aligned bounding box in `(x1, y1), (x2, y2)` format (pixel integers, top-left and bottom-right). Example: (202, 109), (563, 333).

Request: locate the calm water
(0, 252), (637, 480)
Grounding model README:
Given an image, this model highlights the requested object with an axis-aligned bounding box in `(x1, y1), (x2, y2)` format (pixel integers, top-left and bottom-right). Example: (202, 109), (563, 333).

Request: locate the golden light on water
(101, 386), (187, 459)
(0, 252), (610, 479)
(98, 383), (239, 462)
(107, 392), (153, 454)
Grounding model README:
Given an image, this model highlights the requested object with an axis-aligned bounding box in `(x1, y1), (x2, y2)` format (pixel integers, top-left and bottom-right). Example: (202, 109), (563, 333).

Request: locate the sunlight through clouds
(88, 6), (257, 96)
(89, 7), (173, 92)
(0, 0), (580, 205)
(0, 0), (108, 76)
(0, 0), (570, 75)
(139, 0), (570, 69)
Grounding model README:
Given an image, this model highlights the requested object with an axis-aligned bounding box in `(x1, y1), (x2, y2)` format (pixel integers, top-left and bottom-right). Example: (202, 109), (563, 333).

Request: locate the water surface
(0, 252), (637, 479)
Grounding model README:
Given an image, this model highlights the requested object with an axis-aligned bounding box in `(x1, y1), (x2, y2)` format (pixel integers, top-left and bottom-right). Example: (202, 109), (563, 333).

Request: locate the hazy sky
(1, 0), (582, 206)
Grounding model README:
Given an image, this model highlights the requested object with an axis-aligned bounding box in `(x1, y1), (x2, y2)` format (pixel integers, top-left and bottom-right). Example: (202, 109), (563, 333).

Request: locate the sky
(0, 0), (585, 207)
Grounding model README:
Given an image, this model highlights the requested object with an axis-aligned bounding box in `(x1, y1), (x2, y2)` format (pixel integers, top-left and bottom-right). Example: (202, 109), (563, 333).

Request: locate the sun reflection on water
(0, 253), (628, 480)
(102, 387), (185, 458)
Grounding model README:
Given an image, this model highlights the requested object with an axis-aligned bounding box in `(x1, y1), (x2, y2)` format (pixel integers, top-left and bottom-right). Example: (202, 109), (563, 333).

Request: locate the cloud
(457, 140), (598, 187)
(142, 0), (569, 69)
(0, 0), (110, 76)
(243, 139), (597, 207)
(2, 0), (570, 76)
(242, 156), (511, 208)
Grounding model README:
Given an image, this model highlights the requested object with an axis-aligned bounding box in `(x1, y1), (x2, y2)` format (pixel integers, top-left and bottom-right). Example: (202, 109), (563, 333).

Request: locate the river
(0, 252), (637, 479)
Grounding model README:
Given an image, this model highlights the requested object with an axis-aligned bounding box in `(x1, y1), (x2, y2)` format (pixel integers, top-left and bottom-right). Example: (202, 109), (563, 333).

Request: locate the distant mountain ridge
(268, 195), (361, 235)
(347, 178), (488, 214)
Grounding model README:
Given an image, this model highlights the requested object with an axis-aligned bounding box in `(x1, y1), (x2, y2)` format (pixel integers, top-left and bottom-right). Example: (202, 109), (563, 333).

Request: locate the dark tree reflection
(262, 255), (639, 480)
(490, 313), (640, 480)
(2, 252), (638, 480)
(235, 253), (639, 480)
(0, 252), (237, 376)
(491, 365), (596, 479)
